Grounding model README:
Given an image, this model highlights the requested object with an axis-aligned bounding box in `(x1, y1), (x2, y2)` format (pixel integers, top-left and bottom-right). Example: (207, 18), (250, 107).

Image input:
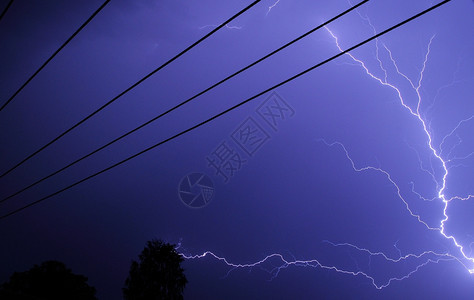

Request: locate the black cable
(0, 0), (262, 178)
(0, 0), (111, 112)
(0, 0), (451, 220)
(0, 0), (14, 23)
(0, 0), (369, 204)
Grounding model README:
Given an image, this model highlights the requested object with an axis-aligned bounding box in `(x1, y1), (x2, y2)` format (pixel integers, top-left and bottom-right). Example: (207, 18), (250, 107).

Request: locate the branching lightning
(179, 246), (457, 289)
(179, 2), (474, 288)
(319, 8), (474, 276)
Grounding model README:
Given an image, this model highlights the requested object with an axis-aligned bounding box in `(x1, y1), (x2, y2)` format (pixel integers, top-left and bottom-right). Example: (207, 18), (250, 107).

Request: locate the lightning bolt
(322, 11), (474, 274)
(266, 0), (281, 16)
(178, 2), (474, 288)
(178, 242), (458, 289)
(199, 24), (242, 30)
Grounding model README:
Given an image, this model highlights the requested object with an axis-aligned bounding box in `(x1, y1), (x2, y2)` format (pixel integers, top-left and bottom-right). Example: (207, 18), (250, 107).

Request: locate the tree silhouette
(0, 260), (97, 300)
(123, 239), (187, 300)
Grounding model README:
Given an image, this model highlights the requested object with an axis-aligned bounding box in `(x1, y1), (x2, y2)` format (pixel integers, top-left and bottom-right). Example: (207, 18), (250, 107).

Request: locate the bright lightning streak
(317, 138), (438, 231)
(322, 24), (474, 273)
(266, 0), (281, 16)
(179, 246), (456, 289)
(178, 123), (472, 287)
(179, 3), (474, 289)
(199, 24), (242, 30)
(322, 240), (460, 265)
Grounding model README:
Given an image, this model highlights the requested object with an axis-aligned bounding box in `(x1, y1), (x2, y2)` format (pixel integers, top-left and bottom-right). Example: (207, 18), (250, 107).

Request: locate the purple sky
(1, 0), (473, 299)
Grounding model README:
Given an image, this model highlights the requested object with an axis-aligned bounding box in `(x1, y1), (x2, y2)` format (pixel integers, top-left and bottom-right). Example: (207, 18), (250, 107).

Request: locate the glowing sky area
(0, 0), (473, 299)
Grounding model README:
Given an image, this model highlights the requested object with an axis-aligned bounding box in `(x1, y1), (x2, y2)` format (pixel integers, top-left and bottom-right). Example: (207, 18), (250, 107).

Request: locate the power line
(0, 0), (14, 23)
(0, 0), (262, 178)
(0, 0), (451, 220)
(0, 0), (111, 112)
(0, 0), (369, 204)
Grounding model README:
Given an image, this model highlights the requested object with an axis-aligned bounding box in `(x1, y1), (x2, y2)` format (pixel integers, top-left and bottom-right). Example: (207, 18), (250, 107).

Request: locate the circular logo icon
(178, 173), (214, 209)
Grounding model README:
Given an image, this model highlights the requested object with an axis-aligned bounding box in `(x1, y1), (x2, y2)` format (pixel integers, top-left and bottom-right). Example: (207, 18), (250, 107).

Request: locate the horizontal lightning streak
(199, 24), (242, 30)
(179, 245), (456, 289)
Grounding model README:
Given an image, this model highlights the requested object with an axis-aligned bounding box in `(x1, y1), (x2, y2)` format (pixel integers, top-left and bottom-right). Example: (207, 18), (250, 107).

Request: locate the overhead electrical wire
(0, 0), (452, 220)
(0, 0), (369, 205)
(0, 0), (111, 112)
(0, 0), (14, 23)
(0, 0), (262, 178)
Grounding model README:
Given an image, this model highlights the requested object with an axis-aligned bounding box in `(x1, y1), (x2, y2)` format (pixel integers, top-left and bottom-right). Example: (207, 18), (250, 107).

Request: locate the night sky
(1, 0), (473, 299)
